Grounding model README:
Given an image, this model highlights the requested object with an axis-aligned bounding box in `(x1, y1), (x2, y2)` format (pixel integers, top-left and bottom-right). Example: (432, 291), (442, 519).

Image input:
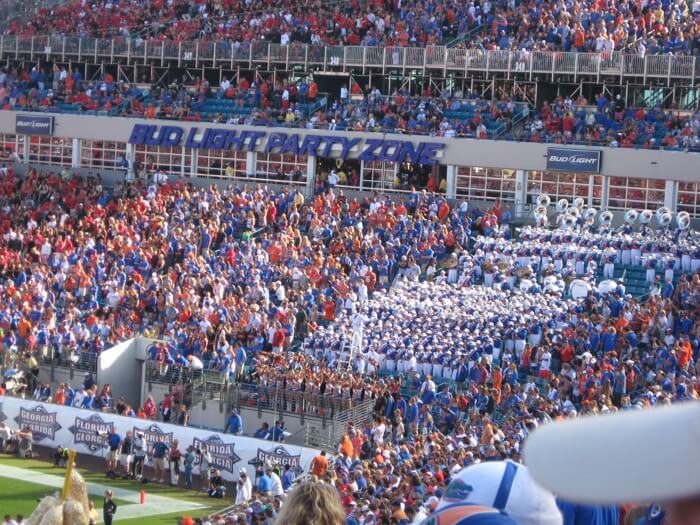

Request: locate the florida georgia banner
(0, 396), (321, 482)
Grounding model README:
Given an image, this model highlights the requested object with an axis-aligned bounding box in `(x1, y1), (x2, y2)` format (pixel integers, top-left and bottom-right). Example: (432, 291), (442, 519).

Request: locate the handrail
(444, 24), (483, 48)
(0, 36), (696, 83)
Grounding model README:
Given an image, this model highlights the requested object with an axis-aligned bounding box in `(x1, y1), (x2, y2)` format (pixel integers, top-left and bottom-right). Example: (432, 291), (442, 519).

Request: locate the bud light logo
(546, 148), (601, 173)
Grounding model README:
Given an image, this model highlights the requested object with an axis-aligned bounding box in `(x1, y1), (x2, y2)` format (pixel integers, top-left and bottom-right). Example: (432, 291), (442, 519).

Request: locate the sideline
(0, 463), (208, 520)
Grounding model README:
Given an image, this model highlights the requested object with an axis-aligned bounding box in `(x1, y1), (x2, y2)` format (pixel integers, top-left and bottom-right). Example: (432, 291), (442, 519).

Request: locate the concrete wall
(1, 110), (698, 182)
(97, 339), (143, 408)
(188, 402), (337, 447)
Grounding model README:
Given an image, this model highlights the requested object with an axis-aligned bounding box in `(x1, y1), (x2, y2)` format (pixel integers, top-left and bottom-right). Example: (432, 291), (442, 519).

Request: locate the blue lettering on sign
(127, 124), (445, 165)
(299, 135), (322, 156)
(358, 138), (384, 161)
(264, 132), (288, 154)
(184, 127), (203, 149)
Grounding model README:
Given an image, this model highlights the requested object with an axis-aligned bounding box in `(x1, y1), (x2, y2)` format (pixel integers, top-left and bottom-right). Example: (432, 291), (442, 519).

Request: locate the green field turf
(0, 475), (131, 516)
(0, 454), (231, 524)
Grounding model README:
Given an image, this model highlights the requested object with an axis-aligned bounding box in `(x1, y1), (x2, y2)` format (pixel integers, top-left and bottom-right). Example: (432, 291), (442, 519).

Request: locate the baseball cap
(524, 402), (700, 504)
(420, 503), (520, 525)
(437, 460), (562, 525)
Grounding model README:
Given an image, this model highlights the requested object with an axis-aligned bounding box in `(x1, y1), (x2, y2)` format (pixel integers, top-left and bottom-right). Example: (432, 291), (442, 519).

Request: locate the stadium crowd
(0, 158), (698, 523)
(3, 0), (700, 55)
(1, 65), (699, 151)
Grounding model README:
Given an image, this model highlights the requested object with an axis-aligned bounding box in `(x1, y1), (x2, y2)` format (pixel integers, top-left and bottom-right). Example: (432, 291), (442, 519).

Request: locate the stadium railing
(1, 37), (697, 83)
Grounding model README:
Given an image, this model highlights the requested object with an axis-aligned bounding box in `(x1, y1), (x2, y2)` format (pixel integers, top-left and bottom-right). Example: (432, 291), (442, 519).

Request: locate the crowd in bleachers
(4, 0), (700, 55)
(1, 65), (699, 151)
(0, 160), (698, 523)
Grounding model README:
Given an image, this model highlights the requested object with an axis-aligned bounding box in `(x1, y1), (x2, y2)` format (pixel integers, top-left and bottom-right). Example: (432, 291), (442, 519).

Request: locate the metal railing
(42, 348), (98, 375)
(0, 36), (697, 83)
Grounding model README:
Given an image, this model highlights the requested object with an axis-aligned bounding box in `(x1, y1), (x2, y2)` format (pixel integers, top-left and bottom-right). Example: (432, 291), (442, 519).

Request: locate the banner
(15, 114), (54, 136)
(0, 396), (321, 482)
(546, 147), (601, 173)
(128, 124), (445, 166)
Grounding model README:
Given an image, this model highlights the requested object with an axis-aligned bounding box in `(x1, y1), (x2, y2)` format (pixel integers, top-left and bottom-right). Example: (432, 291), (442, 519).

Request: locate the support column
(22, 136), (30, 163)
(664, 180), (678, 212)
(125, 142), (136, 179)
(305, 155), (316, 199)
(246, 151), (257, 177)
(189, 149), (198, 178)
(600, 176), (610, 210)
(514, 169), (528, 218)
(445, 165), (457, 201)
(71, 138), (81, 169)
(359, 160), (365, 191)
(587, 175), (595, 207)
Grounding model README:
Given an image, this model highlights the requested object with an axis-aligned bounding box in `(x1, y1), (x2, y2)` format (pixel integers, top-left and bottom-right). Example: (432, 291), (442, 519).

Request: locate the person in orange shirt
(54, 383), (66, 405)
(676, 338), (692, 369)
(338, 434), (353, 459)
(310, 450), (329, 478)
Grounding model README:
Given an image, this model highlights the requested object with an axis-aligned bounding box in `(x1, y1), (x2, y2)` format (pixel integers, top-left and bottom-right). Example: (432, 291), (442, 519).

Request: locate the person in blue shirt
(152, 439), (170, 484)
(272, 420), (286, 442)
(256, 469), (272, 495)
(106, 431), (121, 478)
(254, 422), (271, 440)
(557, 499), (620, 525)
(225, 409), (243, 435)
(281, 464), (295, 491)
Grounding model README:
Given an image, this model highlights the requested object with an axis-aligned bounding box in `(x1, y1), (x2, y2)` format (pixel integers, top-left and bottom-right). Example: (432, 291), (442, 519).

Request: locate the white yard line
(0, 463), (209, 520)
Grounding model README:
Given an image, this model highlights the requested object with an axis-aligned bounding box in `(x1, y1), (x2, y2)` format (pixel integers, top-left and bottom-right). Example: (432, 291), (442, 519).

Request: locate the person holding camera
(53, 446), (68, 468)
(208, 469), (225, 498)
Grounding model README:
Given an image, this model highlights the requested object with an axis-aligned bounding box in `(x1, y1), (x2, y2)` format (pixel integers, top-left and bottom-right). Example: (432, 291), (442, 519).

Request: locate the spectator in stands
(256, 467), (273, 497)
(310, 450), (329, 479)
(176, 404), (190, 427)
(254, 422), (271, 440)
(224, 409), (243, 435)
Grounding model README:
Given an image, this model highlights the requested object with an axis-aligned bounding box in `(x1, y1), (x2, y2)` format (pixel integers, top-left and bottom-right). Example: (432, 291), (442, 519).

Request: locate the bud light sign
(546, 148), (601, 173)
(15, 115), (54, 136)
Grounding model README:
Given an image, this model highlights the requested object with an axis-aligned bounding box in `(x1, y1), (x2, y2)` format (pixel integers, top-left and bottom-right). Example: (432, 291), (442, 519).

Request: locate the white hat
(438, 460), (562, 525)
(524, 402), (700, 504)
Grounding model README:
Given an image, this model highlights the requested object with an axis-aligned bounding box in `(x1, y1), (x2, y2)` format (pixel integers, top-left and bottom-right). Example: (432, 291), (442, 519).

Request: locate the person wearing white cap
(524, 402), (700, 525)
(437, 460), (563, 525)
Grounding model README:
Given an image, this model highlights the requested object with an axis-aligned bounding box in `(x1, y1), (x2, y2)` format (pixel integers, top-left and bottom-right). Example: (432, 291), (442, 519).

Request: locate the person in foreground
(524, 402), (700, 525)
(273, 481), (346, 525)
(103, 490), (117, 525)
